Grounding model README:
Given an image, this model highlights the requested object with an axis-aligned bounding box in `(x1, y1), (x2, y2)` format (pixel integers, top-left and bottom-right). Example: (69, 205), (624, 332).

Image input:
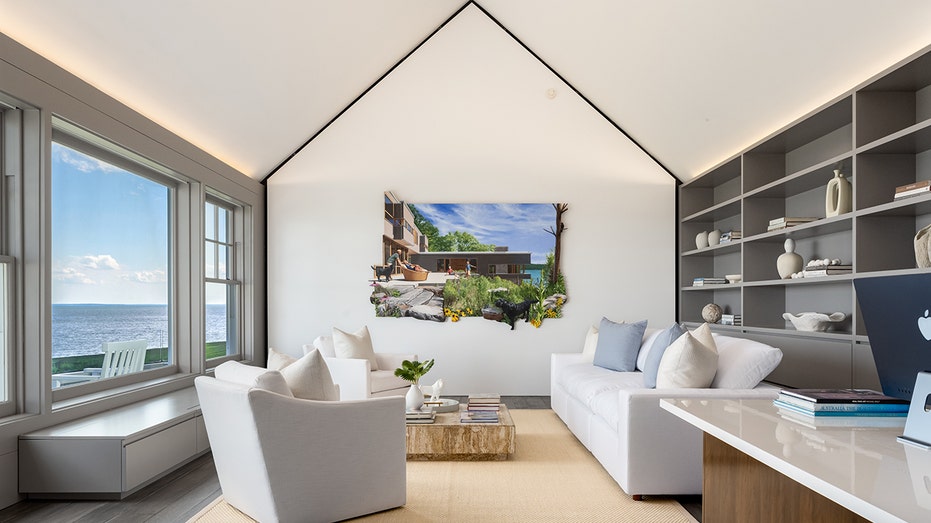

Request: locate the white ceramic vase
(405, 383), (424, 411)
(708, 229), (722, 246)
(825, 170), (852, 217)
(695, 231), (709, 249)
(777, 238), (803, 279)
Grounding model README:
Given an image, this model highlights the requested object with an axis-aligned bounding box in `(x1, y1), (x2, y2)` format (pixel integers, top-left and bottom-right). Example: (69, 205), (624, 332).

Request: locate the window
(0, 104), (13, 415)
(50, 130), (173, 390)
(205, 198), (241, 362)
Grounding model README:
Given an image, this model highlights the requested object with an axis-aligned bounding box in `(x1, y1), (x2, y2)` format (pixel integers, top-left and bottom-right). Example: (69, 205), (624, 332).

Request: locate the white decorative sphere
(702, 303), (723, 323)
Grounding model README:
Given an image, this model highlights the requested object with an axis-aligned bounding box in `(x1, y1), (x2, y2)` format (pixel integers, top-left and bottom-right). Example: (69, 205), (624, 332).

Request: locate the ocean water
(52, 304), (227, 358)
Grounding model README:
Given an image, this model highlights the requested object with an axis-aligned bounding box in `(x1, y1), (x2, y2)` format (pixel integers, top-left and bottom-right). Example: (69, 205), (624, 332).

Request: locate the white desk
(661, 398), (931, 523)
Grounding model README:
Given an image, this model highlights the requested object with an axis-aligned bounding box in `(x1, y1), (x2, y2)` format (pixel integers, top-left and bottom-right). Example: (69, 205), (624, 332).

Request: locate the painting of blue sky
(414, 203), (555, 263)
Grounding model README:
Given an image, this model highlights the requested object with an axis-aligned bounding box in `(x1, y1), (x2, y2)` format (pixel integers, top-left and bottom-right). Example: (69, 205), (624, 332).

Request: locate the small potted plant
(395, 359), (434, 410)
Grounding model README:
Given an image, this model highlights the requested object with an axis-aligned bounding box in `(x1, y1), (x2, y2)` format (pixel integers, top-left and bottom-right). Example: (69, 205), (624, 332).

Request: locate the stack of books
(406, 409), (436, 424)
(718, 230), (742, 243)
(720, 313), (741, 326)
(800, 261), (852, 278)
(894, 180), (931, 200)
(461, 393), (500, 423)
(767, 217), (818, 231)
(774, 388), (909, 420)
(692, 277), (727, 286)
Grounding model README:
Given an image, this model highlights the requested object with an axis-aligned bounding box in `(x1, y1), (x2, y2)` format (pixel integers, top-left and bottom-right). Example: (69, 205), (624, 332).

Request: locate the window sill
(52, 372), (197, 412)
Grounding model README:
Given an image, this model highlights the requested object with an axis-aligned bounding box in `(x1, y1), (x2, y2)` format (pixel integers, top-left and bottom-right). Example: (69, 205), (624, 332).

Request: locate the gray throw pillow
(592, 318), (647, 372)
(643, 323), (687, 388)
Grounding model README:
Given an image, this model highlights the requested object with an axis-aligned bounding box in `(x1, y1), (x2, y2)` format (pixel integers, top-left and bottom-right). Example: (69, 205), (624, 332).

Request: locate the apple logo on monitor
(920, 310), (931, 341)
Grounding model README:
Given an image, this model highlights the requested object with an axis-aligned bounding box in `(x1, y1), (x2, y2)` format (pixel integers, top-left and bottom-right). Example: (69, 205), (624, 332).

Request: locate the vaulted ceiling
(2, 1), (931, 181)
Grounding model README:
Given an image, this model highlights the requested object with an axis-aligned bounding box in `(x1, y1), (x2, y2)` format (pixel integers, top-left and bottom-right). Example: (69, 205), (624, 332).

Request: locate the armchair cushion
(333, 326), (379, 370)
(267, 346), (297, 370)
(215, 361), (293, 398)
(312, 335), (337, 358)
(279, 348), (340, 401)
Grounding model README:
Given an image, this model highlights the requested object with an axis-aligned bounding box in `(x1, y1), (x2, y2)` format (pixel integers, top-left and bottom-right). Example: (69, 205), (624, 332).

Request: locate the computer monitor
(854, 273), (931, 400)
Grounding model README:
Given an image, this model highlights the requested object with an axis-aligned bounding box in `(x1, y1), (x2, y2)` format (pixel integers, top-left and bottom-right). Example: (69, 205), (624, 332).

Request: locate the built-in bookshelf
(679, 44), (931, 390)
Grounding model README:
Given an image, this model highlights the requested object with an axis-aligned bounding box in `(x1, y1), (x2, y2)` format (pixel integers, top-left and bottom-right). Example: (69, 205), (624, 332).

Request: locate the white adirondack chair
(101, 339), (148, 378)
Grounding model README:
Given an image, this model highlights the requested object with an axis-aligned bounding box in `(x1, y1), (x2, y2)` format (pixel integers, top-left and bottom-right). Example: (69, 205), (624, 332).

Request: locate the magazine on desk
(778, 388), (909, 405)
(775, 405), (908, 429)
(774, 399), (907, 417)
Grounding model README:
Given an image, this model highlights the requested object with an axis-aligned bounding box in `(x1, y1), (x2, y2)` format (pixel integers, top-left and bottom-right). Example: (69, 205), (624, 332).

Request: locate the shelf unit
(679, 44), (931, 390)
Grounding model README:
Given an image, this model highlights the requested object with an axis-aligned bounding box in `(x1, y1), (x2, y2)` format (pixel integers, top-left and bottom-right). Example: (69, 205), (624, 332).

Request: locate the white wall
(267, 5), (677, 394)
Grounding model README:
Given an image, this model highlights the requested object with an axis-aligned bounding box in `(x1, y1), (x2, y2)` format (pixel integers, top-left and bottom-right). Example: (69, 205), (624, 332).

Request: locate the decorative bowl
(782, 312), (846, 332)
(725, 274), (742, 283)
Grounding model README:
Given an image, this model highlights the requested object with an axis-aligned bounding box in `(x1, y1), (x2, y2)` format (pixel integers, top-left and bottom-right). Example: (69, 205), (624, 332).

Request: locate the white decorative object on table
(782, 312), (846, 332)
(422, 378), (444, 401)
(406, 383), (424, 410)
(776, 238), (803, 279)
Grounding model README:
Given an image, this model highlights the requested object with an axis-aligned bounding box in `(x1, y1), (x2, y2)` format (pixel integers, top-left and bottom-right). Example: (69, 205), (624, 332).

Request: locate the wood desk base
(703, 433), (870, 523)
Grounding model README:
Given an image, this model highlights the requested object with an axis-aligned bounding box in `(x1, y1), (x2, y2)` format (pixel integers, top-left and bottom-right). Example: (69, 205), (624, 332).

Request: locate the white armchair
(195, 368), (406, 523)
(304, 335), (416, 400)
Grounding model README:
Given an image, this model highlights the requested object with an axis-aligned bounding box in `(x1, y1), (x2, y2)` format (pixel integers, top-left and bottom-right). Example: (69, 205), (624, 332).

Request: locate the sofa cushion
(642, 323), (688, 388)
(558, 362), (644, 408)
(214, 360), (294, 398)
(635, 328), (663, 371)
(311, 335), (337, 358)
(267, 346), (297, 370)
(580, 325), (599, 363)
(655, 324), (718, 388)
(711, 334), (783, 389)
(278, 348), (340, 401)
(333, 326), (379, 370)
(593, 318), (647, 372)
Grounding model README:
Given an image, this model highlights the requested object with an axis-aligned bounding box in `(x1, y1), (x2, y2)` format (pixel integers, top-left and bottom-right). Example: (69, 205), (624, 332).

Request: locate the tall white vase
(405, 383), (424, 410)
(825, 170), (852, 217)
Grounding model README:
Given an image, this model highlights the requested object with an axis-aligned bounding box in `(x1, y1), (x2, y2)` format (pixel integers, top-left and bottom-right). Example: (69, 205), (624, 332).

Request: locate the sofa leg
(632, 494), (644, 501)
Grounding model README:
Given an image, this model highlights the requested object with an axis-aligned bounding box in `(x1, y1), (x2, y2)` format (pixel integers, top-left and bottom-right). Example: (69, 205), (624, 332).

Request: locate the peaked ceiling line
(261, 0), (679, 184)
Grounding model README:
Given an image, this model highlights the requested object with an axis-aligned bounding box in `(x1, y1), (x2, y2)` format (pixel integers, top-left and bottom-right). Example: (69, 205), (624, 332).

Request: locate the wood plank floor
(0, 396), (701, 522)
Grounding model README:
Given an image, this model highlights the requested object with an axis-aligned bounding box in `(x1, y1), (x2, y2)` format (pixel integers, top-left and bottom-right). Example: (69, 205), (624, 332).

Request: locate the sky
(51, 142), (170, 304)
(413, 203), (557, 264)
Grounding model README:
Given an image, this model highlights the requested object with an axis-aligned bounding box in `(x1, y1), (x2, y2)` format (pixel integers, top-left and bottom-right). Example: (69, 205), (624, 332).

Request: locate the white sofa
(551, 326), (782, 498)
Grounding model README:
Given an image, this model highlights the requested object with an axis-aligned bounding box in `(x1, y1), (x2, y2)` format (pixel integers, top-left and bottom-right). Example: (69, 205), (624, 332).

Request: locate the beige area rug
(190, 409), (697, 522)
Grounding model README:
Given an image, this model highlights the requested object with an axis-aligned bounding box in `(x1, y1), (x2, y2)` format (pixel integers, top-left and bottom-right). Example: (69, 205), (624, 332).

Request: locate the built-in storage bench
(18, 387), (208, 499)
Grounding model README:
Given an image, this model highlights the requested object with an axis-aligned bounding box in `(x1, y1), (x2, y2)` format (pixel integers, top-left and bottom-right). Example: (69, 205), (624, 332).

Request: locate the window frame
(204, 194), (244, 367)
(49, 121), (181, 402)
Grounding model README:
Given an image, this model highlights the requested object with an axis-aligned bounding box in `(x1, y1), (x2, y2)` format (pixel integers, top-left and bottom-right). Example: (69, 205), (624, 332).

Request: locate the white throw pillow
(267, 346), (297, 371)
(636, 328), (663, 371)
(332, 326), (379, 370)
(655, 324), (719, 388)
(279, 348), (340, 401)
(580, 325), (599, 363)
(711, 334), (783, 389)
(311, 335), (337, 358)
(214, 361), (294, 398)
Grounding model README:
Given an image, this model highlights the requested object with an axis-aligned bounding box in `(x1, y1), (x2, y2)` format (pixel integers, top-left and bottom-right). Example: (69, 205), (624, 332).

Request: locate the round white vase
(405, 383), (424, 410)
(776, 238), (803, 279)
(695, 231), (709, 249)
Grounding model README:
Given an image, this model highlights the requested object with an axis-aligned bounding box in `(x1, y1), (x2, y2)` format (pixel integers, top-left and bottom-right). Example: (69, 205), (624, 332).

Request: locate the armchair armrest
(375, 353), (418, 371)
(324, 357), (371, 400)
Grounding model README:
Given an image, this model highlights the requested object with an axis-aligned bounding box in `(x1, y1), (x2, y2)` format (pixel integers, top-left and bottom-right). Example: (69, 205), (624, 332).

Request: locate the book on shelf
(773, 399), (907, 417)
(775, 394), (908, 413)
(775, 406), (908, 429)
(801, 268), (853, 277)
(778, 388), (909, 405)
(768, 217), (817, 226)
(894, 180), (931, 199)
(692, 277), (727, 286)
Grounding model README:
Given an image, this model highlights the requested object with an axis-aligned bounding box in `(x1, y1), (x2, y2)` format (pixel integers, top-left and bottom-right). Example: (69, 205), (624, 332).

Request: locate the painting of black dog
(372, 264), (394, 282)
(495, 298), (535, 330)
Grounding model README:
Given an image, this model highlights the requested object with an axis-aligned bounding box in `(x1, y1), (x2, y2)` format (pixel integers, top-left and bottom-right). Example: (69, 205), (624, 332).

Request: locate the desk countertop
(661, 397), (930, 523)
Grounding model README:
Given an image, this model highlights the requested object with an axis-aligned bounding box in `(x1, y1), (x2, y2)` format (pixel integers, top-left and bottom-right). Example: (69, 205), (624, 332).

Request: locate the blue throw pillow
(643, 323), (688, 388)
(592, 318), (648, 372)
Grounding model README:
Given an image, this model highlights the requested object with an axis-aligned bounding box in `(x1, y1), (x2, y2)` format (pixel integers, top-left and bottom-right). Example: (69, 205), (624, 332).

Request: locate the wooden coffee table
(406, 404), (515, 461)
